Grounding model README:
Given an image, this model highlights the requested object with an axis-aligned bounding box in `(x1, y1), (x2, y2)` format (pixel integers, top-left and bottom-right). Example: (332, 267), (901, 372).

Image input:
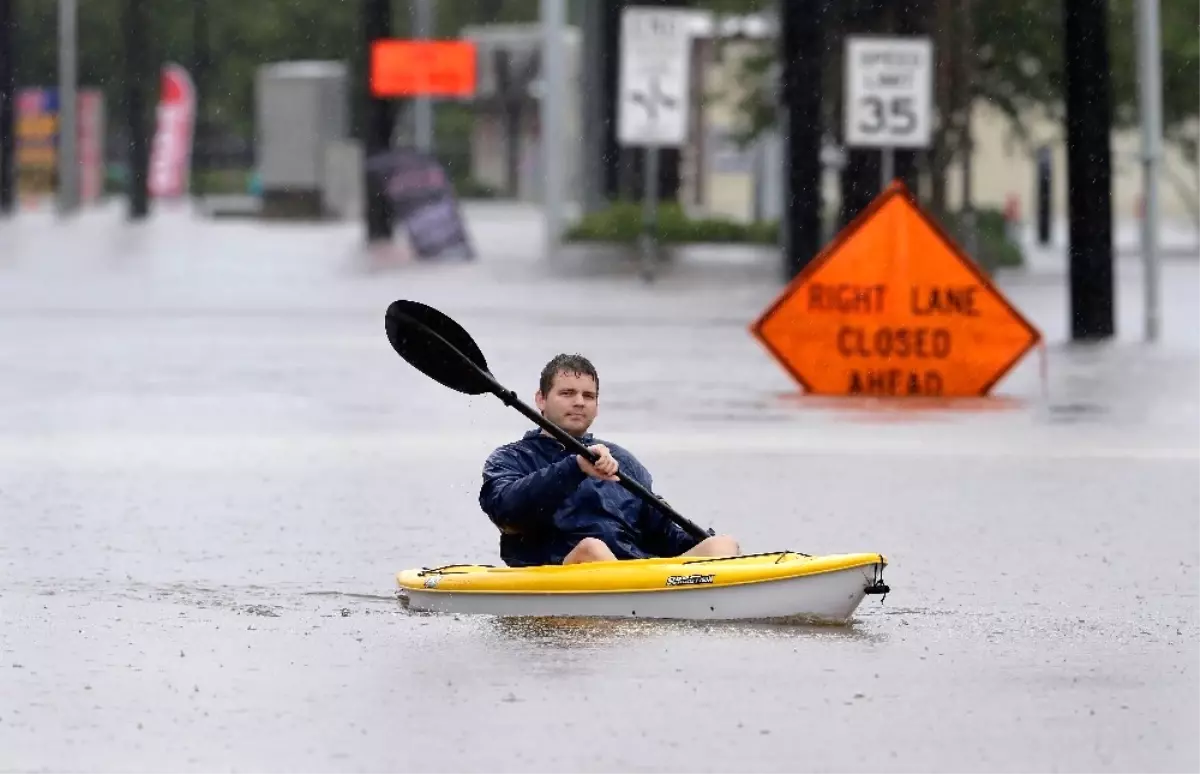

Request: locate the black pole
(0, 0), (15, 215)
(191, 0), (208, 201)
(837, 0), (885, 228)
(1036, 144), (1052, 245)
(1063, 0), (1115, 339)
(126, 0), (150, 219)
(599, 0), (622, 201)
(780, 0), (825, 279)
(893, 0), (929, 192)
(363, 0), (392, 242)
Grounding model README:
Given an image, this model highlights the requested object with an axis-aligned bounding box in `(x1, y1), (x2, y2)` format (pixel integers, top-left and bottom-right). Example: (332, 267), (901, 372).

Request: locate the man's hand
(577, 444), (619, 481)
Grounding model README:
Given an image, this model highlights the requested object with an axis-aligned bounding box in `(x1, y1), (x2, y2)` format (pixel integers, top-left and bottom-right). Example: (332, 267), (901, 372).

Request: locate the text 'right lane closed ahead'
(751, 181), (1041, 398)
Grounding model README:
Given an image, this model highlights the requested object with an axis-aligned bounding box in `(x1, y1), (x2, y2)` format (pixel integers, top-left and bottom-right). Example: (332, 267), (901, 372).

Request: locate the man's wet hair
(539, 353), (599, 395)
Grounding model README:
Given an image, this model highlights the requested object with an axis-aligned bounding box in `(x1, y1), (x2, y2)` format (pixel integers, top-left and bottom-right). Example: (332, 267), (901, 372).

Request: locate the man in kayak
(479, 353), (740, 567)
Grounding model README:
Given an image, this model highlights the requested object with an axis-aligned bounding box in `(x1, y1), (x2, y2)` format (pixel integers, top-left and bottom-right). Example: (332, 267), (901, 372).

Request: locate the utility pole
(363, 0), (393, 242)
(57, 0), (79, 215)
(957, 0), (977, 259)
(540, 0), (566, 255)
(599, 0), (623, 200)
(579, 0), (605, 214)
(837, 0), (885, 228)
(1063, 0), (1115, 339)
(125, 0), (150, 219)
(191, 0), (208, 201)
(779, 0), (825, 279)
(0, 0), (15, 215)
(1135, 0), (1162, 342)
(411, 0), (433, 153)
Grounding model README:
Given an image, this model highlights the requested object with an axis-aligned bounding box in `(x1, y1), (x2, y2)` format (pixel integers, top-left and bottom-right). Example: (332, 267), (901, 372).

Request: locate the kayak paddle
(384, 298), (713, 542)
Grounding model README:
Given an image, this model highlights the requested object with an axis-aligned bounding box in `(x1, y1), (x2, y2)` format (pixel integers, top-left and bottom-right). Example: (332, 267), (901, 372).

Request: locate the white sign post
(843, 35), (933, 190)
(617, 6), (691, 280)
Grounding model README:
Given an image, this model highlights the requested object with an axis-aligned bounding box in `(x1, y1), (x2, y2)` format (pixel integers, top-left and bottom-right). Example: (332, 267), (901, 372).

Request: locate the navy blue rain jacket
(479, 429), (702, 567)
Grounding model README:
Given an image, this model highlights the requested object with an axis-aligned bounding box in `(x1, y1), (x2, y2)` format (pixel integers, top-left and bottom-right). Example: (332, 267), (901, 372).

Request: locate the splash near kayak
(383, 299), (893, 623)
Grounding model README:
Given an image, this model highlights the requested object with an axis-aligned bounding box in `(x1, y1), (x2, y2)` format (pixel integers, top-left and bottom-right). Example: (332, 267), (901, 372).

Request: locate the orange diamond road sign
(751, 181), (1041, 397)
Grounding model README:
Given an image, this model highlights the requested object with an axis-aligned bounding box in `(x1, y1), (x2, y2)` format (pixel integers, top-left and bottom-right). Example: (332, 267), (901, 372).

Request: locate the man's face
(535, 369), (599, 436)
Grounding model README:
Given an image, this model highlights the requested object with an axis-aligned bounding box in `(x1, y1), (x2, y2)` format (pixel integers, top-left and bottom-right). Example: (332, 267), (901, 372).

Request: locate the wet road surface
(2, 202), (1197, 772)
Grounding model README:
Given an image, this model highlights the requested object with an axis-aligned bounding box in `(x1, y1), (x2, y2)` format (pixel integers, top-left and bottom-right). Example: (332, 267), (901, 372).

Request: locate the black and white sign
(617, 6), (692, 147)
(843, 35), (933, 149)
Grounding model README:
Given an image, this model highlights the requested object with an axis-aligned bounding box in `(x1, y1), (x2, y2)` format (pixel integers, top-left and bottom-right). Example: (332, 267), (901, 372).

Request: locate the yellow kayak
(395, 551), (889, 623)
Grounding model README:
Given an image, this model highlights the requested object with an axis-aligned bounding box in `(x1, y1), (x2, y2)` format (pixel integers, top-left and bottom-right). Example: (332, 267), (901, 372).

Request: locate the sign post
(843, 35), (933, 190)
(57, 0), (79, 215)
(1135, 0), (1162, 342)
(617, 6), (691, 280)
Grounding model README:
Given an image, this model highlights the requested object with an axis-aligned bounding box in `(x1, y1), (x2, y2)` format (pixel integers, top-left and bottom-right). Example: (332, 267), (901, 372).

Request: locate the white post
(57, 0), (78, 214)
(413, 0), (433, 153)
(1136, 0), (1162, 342)
(540, 0), (566, 257)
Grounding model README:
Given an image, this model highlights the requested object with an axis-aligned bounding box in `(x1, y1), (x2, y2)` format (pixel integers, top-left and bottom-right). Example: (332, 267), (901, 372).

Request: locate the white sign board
(843, 35), (933, 149)
(617, 7), (692, 147)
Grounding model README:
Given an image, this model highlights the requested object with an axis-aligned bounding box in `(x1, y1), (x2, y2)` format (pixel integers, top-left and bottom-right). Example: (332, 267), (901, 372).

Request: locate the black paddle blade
(384, 300), (496, 396)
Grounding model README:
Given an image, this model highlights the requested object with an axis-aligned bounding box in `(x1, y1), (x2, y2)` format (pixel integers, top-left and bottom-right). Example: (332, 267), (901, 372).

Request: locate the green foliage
(563, 200), (779, 244)
(565, 200), (1025, 271)
(943, 207), (1025, 271)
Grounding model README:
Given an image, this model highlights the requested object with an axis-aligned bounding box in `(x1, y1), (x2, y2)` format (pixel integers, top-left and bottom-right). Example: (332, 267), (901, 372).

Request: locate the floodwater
(2, 203), (1197, 772)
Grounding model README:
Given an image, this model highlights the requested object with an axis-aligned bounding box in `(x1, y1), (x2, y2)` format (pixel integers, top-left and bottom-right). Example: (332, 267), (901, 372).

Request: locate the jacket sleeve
(479, 446), (587, 533)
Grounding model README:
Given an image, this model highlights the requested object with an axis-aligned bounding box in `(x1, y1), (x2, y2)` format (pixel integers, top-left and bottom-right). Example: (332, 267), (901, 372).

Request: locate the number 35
(857, 96), (916, 135)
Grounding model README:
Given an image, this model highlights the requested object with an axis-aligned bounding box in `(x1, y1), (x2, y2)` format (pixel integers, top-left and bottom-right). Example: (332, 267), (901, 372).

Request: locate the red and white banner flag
(148, 63), (196, 198)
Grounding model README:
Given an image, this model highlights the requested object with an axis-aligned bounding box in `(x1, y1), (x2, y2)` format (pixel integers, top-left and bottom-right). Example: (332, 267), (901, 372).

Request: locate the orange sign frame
(370, 39), (476, 98)
(750, 180), (1041, 398)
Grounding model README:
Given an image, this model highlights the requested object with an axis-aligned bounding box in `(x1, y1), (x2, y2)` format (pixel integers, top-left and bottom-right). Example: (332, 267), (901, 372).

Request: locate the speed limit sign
(843, 35), (933, 148)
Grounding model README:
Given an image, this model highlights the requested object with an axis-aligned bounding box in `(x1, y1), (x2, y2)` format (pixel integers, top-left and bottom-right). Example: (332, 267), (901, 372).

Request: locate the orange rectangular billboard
(370, 39), (476, 98)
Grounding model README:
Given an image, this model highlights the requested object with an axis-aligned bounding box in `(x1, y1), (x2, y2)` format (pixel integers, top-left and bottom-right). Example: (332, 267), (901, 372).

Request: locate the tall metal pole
(1063, 0), (1115, 340)
(125, 0), (150, 219)
(780, 0), (824, 279)
(579, 0), (605, 214)
(57, 0), (79, 215)
(0, 0), (15, 215)
(540, 0), (566, 258)
(1136, 0), (1162, 342)
(412, 0), (433, 153)
(191, 0), (208, 202)
(363, 0), (393, 242)
(959, 0), (978, 260)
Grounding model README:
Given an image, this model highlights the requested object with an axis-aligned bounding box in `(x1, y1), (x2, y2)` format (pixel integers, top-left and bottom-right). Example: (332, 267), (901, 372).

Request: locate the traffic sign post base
(639, 144), (661, 282)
